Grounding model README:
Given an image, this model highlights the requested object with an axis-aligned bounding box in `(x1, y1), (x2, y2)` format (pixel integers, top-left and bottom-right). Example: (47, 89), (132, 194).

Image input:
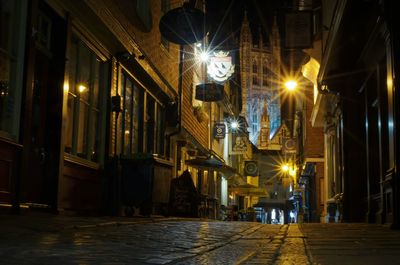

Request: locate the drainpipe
(165, 45), (184, 174)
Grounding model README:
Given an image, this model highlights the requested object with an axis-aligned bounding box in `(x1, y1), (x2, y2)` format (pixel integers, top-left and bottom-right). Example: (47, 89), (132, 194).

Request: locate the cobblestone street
(0, 214), (307, 265)
(2, 214), (400, 264)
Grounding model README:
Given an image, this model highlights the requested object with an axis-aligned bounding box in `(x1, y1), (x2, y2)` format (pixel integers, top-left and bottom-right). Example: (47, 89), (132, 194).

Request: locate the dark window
(119, 71), (166, 157)
(65, 35), (108, 162)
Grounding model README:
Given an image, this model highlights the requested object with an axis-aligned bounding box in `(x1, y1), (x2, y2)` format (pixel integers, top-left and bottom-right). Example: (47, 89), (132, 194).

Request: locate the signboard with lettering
(213, 123), (226, 139)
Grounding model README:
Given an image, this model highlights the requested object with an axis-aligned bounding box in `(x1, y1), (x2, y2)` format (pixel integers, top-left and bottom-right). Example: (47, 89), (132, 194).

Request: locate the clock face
(245, 161), (258, 176)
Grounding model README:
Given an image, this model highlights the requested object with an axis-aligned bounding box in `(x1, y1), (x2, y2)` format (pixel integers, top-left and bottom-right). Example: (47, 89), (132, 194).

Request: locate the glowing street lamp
(230, 120), (239, 130)
(199, 51), (209, 62)
(281, 163), (289, 172)
(284, 80), (298, 91)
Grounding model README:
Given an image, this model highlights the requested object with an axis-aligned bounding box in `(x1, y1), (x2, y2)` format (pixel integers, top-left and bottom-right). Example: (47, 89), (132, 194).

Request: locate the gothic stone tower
(240, 13), (282, 148)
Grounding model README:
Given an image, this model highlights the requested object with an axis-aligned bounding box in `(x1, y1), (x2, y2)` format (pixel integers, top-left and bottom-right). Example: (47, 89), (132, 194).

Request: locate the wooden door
(22, 1), (66, 210)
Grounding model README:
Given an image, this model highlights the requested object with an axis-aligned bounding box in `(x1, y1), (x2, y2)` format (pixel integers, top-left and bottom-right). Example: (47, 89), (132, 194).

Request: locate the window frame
(0, 0), (27, 141)
(64, 30), (109, 164)
(118, 67), (166, 158)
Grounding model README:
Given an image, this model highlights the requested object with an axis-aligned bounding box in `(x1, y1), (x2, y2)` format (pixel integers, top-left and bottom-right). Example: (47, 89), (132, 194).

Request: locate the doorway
(21, 1), (66, 210)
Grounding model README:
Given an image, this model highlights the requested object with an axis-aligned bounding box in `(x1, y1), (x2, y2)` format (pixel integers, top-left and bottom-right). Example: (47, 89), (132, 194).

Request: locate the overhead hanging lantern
(159, 3), (207, 45)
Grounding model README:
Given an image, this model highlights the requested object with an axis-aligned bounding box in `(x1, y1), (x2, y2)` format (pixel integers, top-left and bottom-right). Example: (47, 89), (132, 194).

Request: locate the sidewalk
(300, 223), (400, 265)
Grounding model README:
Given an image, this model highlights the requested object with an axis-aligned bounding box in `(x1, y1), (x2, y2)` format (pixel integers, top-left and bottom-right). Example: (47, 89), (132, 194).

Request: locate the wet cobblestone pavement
(0, 214), (292, 265)
(3, 213), (400, 264)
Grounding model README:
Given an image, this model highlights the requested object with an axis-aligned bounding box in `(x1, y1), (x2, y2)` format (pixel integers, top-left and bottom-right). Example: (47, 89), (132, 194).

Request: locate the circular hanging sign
(159, 4), (207, 45)
(283, 138), (297, 154)
(244, 161), (258, 176)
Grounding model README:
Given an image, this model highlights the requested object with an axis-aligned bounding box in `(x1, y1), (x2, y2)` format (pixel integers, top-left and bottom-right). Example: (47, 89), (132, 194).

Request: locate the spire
(240, 9), (251, 44)
(258, 26), (263, 48)
(243, 9), (249, 25)
(271, 14), (280, 43)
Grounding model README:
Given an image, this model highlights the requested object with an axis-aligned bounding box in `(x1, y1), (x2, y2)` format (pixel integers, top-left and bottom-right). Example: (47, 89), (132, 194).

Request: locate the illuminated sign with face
(207, 51), (235, 83)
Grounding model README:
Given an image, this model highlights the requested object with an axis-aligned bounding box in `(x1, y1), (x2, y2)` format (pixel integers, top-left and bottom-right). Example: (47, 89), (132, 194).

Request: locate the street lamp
(281, 163), (289, 172)
(199, 51), (209, 62)
(284, 80), (298, 91)
(230, 120), (239, 130)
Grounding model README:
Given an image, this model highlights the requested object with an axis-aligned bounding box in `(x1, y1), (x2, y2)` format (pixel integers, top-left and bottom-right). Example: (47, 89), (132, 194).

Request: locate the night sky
(205, 0), (291, 48)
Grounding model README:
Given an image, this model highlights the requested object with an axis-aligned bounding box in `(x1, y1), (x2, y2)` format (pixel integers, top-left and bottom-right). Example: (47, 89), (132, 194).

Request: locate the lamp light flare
(78, 84), (87, 93)
(281, 164), (289, 172)
(230, 121), (239, 130)
(285, 80), (297, 91)
(199, 51), (209, 62)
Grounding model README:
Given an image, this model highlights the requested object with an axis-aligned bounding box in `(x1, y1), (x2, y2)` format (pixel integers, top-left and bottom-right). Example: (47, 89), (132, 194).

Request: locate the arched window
(253, 61), (257, 73)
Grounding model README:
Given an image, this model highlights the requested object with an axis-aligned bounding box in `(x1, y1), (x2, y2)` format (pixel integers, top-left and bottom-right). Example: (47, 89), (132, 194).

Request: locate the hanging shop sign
(282, 138), (297, 154)
(207, 51), (235, 83)
(213, 123), (226, 139)
(229, 134), (247, 155)
(195, 83), (224, 102)
(244, 161), (258, 176)
(159, 4), (206, 45)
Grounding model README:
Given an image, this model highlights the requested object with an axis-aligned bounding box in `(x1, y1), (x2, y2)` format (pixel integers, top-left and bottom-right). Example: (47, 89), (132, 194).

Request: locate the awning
(185, 155), (241, 178)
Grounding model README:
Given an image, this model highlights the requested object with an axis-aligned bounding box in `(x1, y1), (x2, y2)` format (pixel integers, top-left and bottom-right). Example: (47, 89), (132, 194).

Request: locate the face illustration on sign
(233, 136), (246, 151)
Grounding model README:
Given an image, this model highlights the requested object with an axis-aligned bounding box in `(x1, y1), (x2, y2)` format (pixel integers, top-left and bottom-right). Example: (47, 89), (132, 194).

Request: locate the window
(65, 34), (108, 162)
(0, 0), (26, 140)
(121, 75), (143, 155)
(119, 71), (166, 157)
